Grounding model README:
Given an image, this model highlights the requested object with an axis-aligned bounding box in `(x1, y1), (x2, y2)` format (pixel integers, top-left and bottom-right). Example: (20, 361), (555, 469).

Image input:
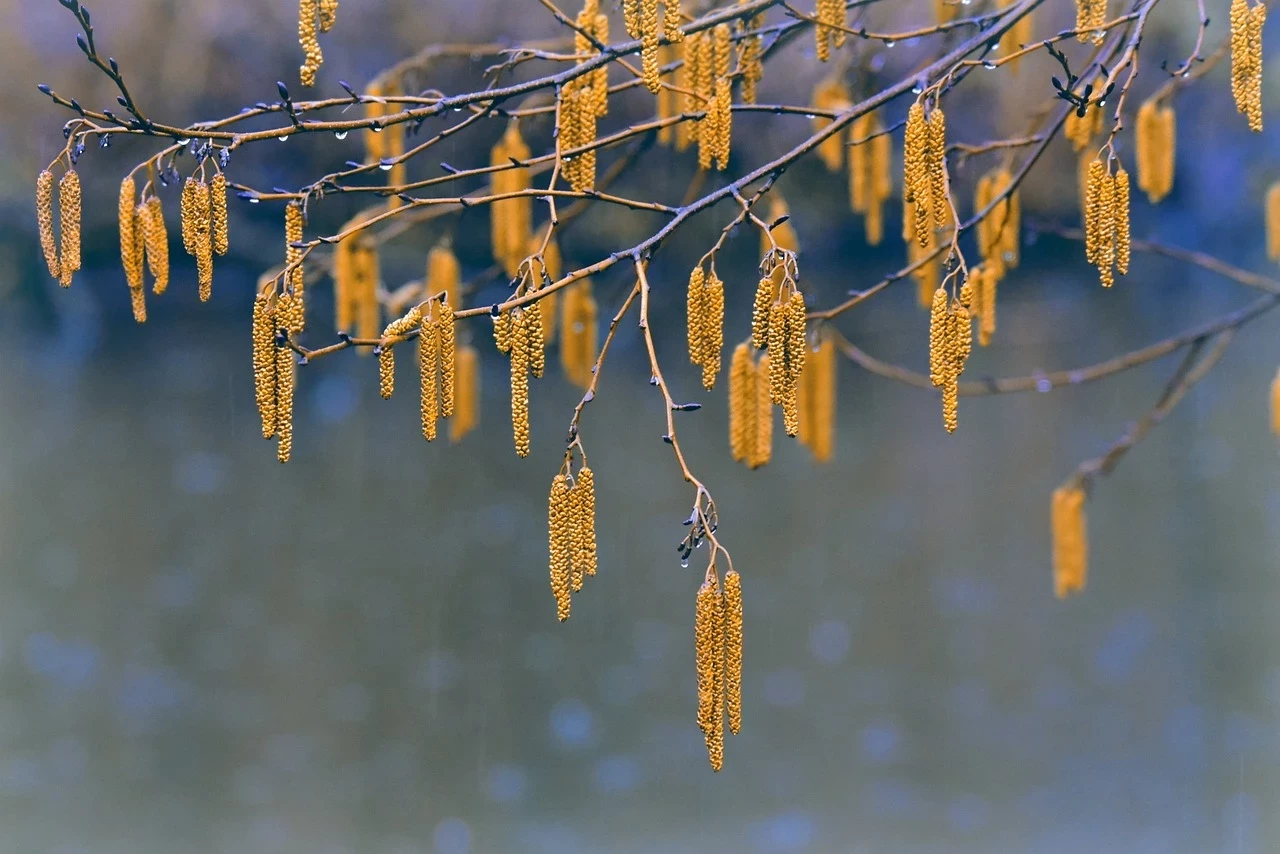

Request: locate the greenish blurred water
(1, 247), (1279, 853)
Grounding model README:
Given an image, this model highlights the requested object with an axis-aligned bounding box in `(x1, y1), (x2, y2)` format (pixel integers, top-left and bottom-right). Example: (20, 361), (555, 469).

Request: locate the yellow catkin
(708, 581), (726, 771)
(298, 0), (322, 86)
(656, 43), (677, 144)
(978, 265), (998, 346)
(813, 77), (852, 172)
(439, 302), (457, 419)
(641, 0), (660, 93)
(449, 344), (480, 443)
(425, 244), (461, 308)
(1266, 182), (1280, 262)
(284, 201), (305, 307)
(928, 287), (949, 387)
(119, 177), (144, 290)
(694, 578), (717, 738)
(738, 15), (764, 106)
(767, 301), (787, 405)
(210, 173), (229, 256)
(751, 276), (773, 350)
(419, 312), (441, 442)
(496, 125), (533, 276)
(378, 307), (423, 401)
(723, 569), (743, 735)
(252, 293), (278, 438)
(574, 466), (598, 579)
(624, 0), (640, 36)
(663, 0), (684, 42)
(560, 280), (598, 389)
(729, 343), (755, 463)
(364, 81), (387, 165)
(1270, 367), (1280, 436)
(926, 108), (948, 234)
(192, 181), (213, 302)
(525, 302), (547, 380)
(549, 474), (573, 621)
(129, 284), (147, 324)
(687, 265), (707, 368)
(37, 170), (59, 280)
(702, 272), (725, 390)
(275, 343), (296, 463)
(904, 103), (933, 247)
(1231, 0), (1266, 133)
(800, 335), (836, 462)
(1051, 485), (1088, 598)
(712, 78), (732, 170)
(1136, 99), (1176, 203)
(510, 309), (532, 457)
(752, 352), (773, 467)
(1114, 167), (1130, 275)
(58, 170), (81, 288)
(319, 0), (338, 31)
(782, 290), (806, 436)
(140, 197), (169, 295)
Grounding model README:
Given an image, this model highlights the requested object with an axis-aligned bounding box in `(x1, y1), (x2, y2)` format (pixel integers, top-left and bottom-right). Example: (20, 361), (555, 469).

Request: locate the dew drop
(982, 61), (996, 70)
(379, 161), (394, 171)
(912, 83), (924, 94)
(334, 131), (348, 140)
(680, 558), (690, 568)
(177, 137), (191, 145)
(884, 39), (896, 48)
(248, 197), (261, 204)
(278, 135), (289, 142)
(370, 125), (384, 133)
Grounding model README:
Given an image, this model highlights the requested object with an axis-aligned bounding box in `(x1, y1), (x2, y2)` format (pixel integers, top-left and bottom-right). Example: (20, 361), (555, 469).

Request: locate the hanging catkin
(1230, 0), (1266, 133)
(926, 107), (948, 234)
(694, 577), (724, 771)
(729, 343), (756, 464)
(738, 14), (765, 105)
(1051, 484), (1088, 598)
(58, 170), (81, 288)
(493, 124), (533, 277)
(1135, 98), (1176, 203)
(298, 0), (323, 86)
(420, 308), (441, 441)
(850, 112), (892, 246)
(752, 352), (773, 467)
(572, 466), (598, 581)
(510, 308), (532, 457)
(140, 197), (170, 295)
(425, 243), (461, 309)
(1266, 182), (1280, 262)
(377, 306), (422, 401)
(1000, 8), (1034, 75)
(210, 173), (229, 256)
(549, 474), (573, 621)
(723, 569), (743, 735)
(119, 177), (144, 291)
(275, 337), (296, 463)
(904, 102), (931, 247)
(641, 0), (661, 93)
(253, 292), (278, 439)
(798, 335), (836, 462)
(449, 344), (480, 443)
(37, 170), (59, 280)
(560, 280), (598, 389)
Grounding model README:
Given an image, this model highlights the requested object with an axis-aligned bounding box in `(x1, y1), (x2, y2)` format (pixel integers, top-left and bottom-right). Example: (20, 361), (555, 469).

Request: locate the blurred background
(3, 0), (1280, 851)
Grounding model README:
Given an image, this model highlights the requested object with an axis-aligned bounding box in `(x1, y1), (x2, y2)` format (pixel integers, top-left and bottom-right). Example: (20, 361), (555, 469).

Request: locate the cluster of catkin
(36, 169), (81, 289)
(624, 0), (683, 93)
(179, 175), (228, 302)
(560, 280), (599, 389)
(547, 464), (599, 621)
(849, 111), (893, 246)
(117, 177), (171, 322)
(687, 265), (726, 390)
(814, 0), (846, 62)
(298, 0), (338, 86)
(333, 222), (381, 343)
(491, 124), (534, 277)
(974, 166), (1020, 283)
(966, 263), (999, 348)
(1266, 182), (1280, 262)
(796, 335), (836, 462)
(904, 101), (950, 249)
(1083, 157), (1131, 288)
(1135, 98), (1176, 204)
(561, 0), (611, 193)
(252, 289), (301, 463)
(1064, 96), (1103, 152)
(1230, 0), (1266, 133)
(728, 344), (773, 467)
(494, 301), (545, 457)
(751, 270), (808, 435)
(694, 567), (743, 771)
(1074, 0), (1106, 43)
(1051, 484), (1088, 598)
(678, 25), (733, 169)
(420, 298), (458, 441)
(927, 283), (973, 433)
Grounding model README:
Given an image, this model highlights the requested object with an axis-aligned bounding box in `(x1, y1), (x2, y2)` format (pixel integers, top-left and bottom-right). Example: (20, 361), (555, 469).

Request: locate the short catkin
(210, 173), (229, 256)
(1051, 484), (1088, 598)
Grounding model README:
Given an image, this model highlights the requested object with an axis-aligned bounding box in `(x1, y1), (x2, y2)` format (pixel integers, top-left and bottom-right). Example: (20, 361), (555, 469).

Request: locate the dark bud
(98, 135), (110, 149)
(235, 191), (256, 200)
(37, 83), (52, 95)
(76, 34), (89, 55)
(339, 80), (357, 98)
(344, 160), (363, 168)
(117, 95), (128, 107)
(219, 148), (231, 168)
(672, 402), (703, 412)
(1051, 76), (1063, 91)
(108, 57), (118, 74)
(1076, 104), (1087, 118)
(661, 434), (673, 444)
(254, 102), (270, 111)
(440, 162), (459, 174)
(69, 99), (85, 115)
(490, 304), (502, 317)
(1082, 83), (1093, 99)
(582, 389), (595, 402)
(103, 109), (115, 121)
(769, 214), (791, 231)
(80, 4), (90, 24)
(277, 81), (291, 102)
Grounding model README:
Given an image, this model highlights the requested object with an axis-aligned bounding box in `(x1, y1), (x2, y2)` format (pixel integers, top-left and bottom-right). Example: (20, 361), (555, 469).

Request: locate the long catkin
(549, 474), (573, 621)
(1267, 182), (1280, 262)
(729, 343), (755, 464)
(119, 177), (144, 290)
(194, 180), (214, 301)
(449, 344), (480, 443)
(141, 197), (170, 294)
(723, 569), (743, 735)
(252, 293), (278, 439)
(37, 170), (59, 280)
(275, 342), (296, 463)
(420, 310), (440, 441)
(798, 335), (836, 462)
(58, 170), (81, 288)
(752, 352), (773, 467)
(1051, 485), (1088, 598)
(510, 309), (532, 457)
(210, 173), (229, 256)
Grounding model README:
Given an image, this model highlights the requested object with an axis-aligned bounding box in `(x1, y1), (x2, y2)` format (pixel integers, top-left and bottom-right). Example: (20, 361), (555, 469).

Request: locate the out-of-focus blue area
(2, 0), (1280, 852)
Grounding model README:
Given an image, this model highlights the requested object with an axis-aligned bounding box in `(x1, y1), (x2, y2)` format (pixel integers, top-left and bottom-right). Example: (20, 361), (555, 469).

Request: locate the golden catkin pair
(547, 465), (598, 621)
(728, 343), (773, 468)
(495, 303), (544, 457)
(561, 0), (610, 191)
(974, 167), (1020, 280)
(796, 335), (836, 462)
(251, 290), (299, 462)
(694, 26), (733, 171)
(927, 285), (973, 433)
(1075, 0), (1106, 43)
(298, 0), (336, 86)
(181, 177), (215, 301)
(1266, 182), (1280, 262)
(491, 124), (534, 276)
(1230, 0), (1266, 132)
(1135, 98), (1176, 203)
(1083, 157), (1131, 287)
(43, 169), (82, 288)
(1051, 484), (1088, 598)
(417, 299), (457, 441)
(449, 344), (481, 443)
(812, 77), (853, 172)
(764, 290), (808, 436)
(376, 305), (423, 401)
(904, 102), (949, 247)
(118, 177), (146, 322)
(687, 265), (726, 389)
(560, 279), (599, 389)
(814, 0), (846, 62)
(694, 568), (744, 770)
(849, 112), (893, 246)
(999, 8), (1034, 76)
